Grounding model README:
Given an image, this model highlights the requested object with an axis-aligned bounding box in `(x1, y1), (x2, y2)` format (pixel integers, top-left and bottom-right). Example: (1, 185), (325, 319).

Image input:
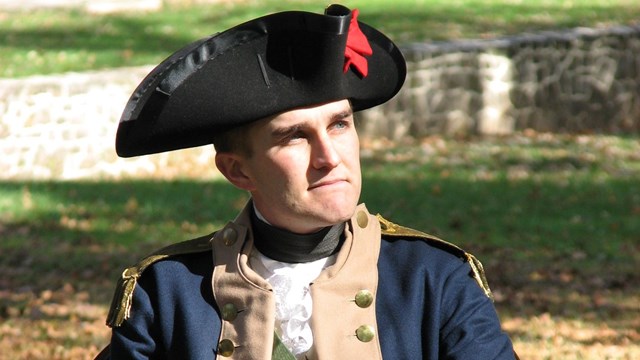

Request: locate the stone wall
(0, 68), (218, 180)
(2, 25), (639, 180)
(360, 25), (640, 139)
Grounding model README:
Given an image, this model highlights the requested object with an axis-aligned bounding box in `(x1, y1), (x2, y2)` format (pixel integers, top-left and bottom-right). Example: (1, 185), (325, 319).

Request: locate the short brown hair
(211, 122), (254, 157)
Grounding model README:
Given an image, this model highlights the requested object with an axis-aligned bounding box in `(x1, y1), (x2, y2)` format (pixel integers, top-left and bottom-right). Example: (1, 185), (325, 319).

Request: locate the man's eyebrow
(330, 108), (354, 122)
(270, 107), (354, 139)
(270, 124), (303, 139)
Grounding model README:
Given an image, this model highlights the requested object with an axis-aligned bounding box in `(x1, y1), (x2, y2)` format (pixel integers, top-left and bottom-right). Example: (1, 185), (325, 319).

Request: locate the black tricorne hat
(116, 4), (406, 157)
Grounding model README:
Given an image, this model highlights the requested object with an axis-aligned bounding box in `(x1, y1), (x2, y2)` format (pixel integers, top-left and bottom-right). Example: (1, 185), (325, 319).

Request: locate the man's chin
(317, 204), (358, 225)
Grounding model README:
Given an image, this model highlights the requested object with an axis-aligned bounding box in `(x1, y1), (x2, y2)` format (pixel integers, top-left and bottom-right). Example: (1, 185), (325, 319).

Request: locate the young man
(99, 4), (516, 359)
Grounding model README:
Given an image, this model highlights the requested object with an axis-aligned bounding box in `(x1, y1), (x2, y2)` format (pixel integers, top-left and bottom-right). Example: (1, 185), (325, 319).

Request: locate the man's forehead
(266, 100), (353, 126)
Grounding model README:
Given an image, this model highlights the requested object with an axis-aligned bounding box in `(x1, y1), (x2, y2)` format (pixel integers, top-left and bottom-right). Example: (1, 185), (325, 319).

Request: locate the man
(99, 4), (516, 359)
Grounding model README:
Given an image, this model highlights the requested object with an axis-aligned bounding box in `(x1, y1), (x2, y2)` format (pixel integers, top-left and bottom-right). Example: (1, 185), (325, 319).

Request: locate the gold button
(356, 211), (369, 228)
(355, 290), (374, 308)
(356, 325), (376, 342)
(221, 303), (238, 321)
(218, 339), (235, 357)
(221, 227), (237, 246)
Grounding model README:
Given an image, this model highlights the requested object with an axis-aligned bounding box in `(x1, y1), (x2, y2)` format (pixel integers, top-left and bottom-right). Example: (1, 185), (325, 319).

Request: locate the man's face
(228, 99), (361, 234)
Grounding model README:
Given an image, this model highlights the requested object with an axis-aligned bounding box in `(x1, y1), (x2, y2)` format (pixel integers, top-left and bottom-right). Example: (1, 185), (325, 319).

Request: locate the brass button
(221, 303), (238, 321)
(356, 325), (376, 342)
(218, 339), (235, 357)
(355, 289), (374, 308)
(356, 211), (369, 228)
(221, 227), (237, 246)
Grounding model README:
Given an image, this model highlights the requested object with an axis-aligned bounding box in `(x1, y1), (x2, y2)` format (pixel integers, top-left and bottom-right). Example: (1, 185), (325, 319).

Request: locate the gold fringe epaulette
(376, 215), (494, 301)
(106, 233), (215, 327)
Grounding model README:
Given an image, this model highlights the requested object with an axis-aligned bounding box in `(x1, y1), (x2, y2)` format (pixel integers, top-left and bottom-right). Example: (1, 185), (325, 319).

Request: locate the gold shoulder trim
(376, 215), (494, 301)
(106, 233), (214, 327)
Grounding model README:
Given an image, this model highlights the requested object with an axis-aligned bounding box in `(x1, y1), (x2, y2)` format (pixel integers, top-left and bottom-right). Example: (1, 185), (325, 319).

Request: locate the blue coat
(104, 205), (515, 359)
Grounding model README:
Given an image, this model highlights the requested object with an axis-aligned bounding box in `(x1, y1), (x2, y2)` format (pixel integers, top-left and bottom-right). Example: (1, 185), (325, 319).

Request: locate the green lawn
(1, 0), (639, 77)
(1, 133), (638, 297)
(1, 135), (639, 358)
(1, 133), (639, 358)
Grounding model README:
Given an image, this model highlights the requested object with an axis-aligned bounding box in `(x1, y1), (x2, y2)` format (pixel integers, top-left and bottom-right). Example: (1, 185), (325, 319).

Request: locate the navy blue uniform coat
(104, 206), (515, 359)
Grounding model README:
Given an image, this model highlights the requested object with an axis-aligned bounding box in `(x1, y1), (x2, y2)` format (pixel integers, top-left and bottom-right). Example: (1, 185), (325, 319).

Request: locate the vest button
(356, 324), (376, 342)
(221, 303), (238, 321)
(221, 227), (237, 246)
(218, 339), (235, 357)
(355, 289), (374, 308)
(356, 211), (369, 228)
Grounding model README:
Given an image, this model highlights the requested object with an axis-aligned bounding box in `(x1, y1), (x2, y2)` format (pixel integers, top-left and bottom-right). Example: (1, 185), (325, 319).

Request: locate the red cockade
(343, 9), (373, 78)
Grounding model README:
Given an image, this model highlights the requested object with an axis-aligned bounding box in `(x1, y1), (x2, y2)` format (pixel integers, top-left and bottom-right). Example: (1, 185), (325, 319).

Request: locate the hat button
(221, 227), (237, 246)
(355, 324), (376, 342)
(356, 211), (369, 228)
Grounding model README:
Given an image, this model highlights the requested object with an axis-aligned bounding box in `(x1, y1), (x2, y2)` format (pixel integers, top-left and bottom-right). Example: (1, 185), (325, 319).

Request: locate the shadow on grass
(0, 176), (638, 358)
(1, 175), (637, 302)
(0, 180), (248, 302)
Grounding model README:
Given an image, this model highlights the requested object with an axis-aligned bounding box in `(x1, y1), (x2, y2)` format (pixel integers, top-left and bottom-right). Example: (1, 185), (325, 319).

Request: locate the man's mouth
(308, 179), (347, 190)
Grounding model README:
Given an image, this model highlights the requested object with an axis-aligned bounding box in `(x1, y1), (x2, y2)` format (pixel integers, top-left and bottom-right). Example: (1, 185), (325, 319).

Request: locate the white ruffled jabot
(250, 251), (336, 359)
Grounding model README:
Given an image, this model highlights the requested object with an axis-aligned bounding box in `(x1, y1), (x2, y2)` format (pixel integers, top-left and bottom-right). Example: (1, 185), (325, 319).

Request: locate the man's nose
(311, 134), (341, 169)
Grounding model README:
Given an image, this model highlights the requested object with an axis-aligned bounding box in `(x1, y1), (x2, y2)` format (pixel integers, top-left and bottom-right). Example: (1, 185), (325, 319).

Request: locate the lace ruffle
(251, 252), (335, 359)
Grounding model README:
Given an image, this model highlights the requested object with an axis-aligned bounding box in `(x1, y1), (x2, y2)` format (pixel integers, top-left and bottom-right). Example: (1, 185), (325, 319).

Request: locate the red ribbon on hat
(343, 9), (373, 77)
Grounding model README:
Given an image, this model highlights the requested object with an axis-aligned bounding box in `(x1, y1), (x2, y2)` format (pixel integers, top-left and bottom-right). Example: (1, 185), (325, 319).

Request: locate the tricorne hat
(116, 4), (406, 157)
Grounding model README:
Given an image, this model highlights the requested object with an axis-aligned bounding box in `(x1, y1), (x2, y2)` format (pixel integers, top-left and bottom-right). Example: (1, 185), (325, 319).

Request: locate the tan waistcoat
(211, 203), (383, 359)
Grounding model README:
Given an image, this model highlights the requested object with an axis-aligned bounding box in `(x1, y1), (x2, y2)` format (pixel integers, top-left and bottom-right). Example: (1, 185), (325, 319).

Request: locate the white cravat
(250, 248), (336, 359)
(250, 205), (338, 358)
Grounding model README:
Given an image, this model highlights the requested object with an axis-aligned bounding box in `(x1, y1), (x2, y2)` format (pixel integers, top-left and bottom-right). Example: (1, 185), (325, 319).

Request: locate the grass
(362, 135), (640, 256)
(1, 0), (640, 77)
(1, 132), (639, 358)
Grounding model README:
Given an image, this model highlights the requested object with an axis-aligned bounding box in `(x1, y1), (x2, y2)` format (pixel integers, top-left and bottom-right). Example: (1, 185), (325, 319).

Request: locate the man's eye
(333, 120), (349, 130)
(287, 131), (305, 142)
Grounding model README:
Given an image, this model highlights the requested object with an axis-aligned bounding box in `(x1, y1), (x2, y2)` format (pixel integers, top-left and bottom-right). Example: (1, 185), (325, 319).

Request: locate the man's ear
(215, 152), (256, 191)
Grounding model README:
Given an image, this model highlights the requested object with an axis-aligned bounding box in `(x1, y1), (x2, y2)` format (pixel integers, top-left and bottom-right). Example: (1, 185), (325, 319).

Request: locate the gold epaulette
(106, 233), (214, 328)
(376, 215), (494, 301)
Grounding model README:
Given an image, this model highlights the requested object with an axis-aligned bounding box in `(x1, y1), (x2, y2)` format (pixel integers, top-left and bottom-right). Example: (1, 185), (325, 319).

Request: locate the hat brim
(116, 5), (406, 157)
